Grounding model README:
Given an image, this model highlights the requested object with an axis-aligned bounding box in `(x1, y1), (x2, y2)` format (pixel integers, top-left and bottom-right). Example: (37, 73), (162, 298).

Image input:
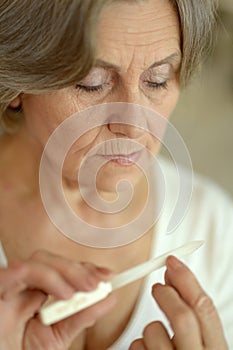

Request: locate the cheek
(148, 86), (180, 153)
(22, 94), (76, 145)
(69, 128), (101, 156)
(24, 113), (57, 147)
(154, 84), (180, 118)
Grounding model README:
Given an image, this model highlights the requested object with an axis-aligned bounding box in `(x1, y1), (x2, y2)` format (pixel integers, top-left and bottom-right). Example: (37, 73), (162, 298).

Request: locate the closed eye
(145, 81), (168, 90)
(75, 84), (104, 93)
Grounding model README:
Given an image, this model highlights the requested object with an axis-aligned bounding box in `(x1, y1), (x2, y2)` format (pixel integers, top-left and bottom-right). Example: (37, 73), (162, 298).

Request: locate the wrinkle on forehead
(97, 0), (180, 45)
(96, 0), (180, 71)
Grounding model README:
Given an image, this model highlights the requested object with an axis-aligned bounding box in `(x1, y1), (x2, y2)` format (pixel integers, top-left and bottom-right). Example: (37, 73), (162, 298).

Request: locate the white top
(1, 158), (233, 349)
(109, 158), (233, 349)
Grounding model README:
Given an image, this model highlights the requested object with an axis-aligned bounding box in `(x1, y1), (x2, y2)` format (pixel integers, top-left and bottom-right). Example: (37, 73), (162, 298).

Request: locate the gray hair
(172, 0), (218, 82)
(0, 0), (218, 133)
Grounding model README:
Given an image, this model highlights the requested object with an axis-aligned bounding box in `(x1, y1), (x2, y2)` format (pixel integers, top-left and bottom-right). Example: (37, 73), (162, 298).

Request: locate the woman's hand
(129, 256), (228, 350)
(0, 251), (116, 350)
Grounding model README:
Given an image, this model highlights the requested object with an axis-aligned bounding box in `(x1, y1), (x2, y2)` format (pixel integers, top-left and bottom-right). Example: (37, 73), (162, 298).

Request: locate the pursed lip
(98, 150), (143, 166)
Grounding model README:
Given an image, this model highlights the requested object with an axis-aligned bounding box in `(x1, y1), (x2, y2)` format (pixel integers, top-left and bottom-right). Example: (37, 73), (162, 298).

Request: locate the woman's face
(20, 0), (181, 193)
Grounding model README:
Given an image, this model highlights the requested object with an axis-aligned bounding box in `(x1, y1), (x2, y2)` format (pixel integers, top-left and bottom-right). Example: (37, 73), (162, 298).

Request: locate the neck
(62, 172), (151, 229)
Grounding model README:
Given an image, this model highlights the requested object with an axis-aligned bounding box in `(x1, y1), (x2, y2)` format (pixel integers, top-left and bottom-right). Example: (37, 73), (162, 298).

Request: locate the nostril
(106, 106), (148, 138)
(107, 122), (144, 139)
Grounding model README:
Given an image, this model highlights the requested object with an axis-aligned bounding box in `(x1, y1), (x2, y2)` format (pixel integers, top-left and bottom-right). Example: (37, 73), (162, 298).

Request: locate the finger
(2, 290), (46, 325)
(143, 321), (174, 349)
(152, 283), (202, 350)
(129, 339), (146, 350)
(80, 262), (115, 281)
(50, 293), (117, 346)
(15, 290), (47, 320)
(30, 250), (113, 291)
(166, 256), (228, 348)
(0, 263), (26, 297)
(0, 289), (46, 340)
(25, 294), (116, 349)
(3, 261), (75, 300)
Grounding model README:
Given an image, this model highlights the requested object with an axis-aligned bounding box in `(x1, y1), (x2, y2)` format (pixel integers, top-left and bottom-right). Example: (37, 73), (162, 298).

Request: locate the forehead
(96, 0), (181, 68)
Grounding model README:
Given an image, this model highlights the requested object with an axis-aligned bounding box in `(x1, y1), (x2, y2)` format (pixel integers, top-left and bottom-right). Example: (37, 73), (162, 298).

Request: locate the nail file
(39, 240), (204, 325)
(0, 241), (8, 268)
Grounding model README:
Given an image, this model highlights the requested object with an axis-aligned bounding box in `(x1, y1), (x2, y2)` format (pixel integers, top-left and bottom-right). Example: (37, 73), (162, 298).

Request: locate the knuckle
(69, 263), (99, 286)
(9, 260), (27, 272)
(80, 261), (96, 271)
(65, 263), (79, 276)
(194, 294), (216, 316)
(174, 307), (196, 331)
(79, 262), (100, 280)
(30, 249), (59, 262)
(44, 270), (59, 283)
(30, 249), (48, 260)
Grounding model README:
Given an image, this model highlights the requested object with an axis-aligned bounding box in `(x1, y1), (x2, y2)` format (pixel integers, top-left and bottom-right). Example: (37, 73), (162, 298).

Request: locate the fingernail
(97, 266), (114, 275)
(151, 283), (163, 294)
(85, 276), (99, 290)
(61, 287), (75, 299)
(167, 256), (183, 271)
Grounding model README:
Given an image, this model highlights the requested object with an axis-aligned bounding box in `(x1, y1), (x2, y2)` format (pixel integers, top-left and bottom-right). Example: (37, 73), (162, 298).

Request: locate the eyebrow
(94, 52), (182, 71)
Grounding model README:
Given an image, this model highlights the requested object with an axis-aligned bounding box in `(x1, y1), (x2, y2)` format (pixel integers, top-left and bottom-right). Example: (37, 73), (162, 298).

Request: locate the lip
(100, 150), (142, 166)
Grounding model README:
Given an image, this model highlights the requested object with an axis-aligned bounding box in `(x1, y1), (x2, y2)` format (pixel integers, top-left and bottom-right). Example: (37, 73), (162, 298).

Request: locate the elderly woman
(0, 0), (232, 349)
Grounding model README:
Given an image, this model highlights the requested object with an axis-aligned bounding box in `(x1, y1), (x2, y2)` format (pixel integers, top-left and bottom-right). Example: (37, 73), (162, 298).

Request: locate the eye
(76, 84), (104, 93)
(75, 67), (113, 94)
(146, 81), (168, 90)
(141, 64), (171, 92)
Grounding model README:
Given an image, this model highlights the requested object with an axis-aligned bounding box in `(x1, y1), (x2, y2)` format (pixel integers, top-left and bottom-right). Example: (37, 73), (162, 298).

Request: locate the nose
(107, 86), (149, 139)
(108, 122), (145, 139)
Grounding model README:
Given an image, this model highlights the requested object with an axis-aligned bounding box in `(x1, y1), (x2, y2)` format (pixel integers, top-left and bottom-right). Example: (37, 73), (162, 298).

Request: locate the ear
(9, 95), (22, 109)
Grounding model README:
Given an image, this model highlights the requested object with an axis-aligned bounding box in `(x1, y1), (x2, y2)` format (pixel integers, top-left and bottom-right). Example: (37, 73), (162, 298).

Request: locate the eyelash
(146, 81), (168, 90)
(75, 84), (104, 94)
(76, 80), (168, 94)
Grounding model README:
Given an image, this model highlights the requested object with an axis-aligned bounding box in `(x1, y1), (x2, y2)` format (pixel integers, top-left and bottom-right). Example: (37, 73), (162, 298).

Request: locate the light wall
(163, 7), (233, 196)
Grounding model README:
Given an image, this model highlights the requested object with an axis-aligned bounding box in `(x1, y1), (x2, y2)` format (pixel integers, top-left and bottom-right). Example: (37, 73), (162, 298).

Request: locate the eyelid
(151, 63), (171, 74)
(141, 63), (173, 82)
(77, 67), (111, 86)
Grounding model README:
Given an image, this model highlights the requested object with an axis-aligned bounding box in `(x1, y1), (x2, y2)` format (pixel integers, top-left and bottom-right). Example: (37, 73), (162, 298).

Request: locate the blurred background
(164, 0), (233, 196)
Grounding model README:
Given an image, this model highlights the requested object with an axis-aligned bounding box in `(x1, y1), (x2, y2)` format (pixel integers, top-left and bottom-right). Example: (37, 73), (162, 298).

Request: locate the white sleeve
(186, 180), (233, 348)
(208, 190), (233, 348)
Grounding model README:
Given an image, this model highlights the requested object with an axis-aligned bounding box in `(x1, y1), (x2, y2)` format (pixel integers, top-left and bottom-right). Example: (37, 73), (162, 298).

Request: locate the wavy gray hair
(0, 0), (218, 132)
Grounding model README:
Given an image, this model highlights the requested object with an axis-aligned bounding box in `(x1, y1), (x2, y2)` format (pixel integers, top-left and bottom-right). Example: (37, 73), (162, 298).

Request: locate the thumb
(52, 293), (117, 347)
(16, 290), (47, 323)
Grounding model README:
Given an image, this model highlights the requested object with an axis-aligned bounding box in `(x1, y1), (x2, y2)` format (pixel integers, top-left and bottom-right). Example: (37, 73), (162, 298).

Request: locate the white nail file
(39, 240), (203, 325)
(0, 241), (8, 268)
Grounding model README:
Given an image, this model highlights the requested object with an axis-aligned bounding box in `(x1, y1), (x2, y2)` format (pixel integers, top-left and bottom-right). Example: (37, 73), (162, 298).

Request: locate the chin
(96, 167), (144, 195)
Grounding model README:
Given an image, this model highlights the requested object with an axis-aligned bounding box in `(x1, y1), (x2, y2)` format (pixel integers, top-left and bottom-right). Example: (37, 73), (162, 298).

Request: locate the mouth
(100, 150), (142, 166)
